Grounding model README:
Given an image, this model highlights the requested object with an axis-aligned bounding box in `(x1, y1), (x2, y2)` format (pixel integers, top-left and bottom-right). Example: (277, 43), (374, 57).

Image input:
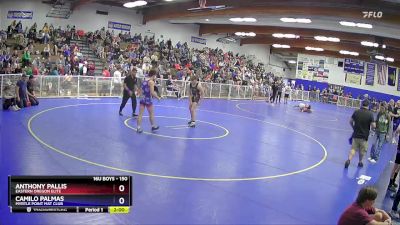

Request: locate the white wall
(264, 53), (292, 77)
(0, 0), (287, 70)
(296, 53), (400, 96)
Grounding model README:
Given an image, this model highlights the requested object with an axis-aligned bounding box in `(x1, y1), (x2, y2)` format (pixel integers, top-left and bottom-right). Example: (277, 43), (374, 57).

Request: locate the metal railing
(0, 74), (362, 108)
(0, 74), (254, 100)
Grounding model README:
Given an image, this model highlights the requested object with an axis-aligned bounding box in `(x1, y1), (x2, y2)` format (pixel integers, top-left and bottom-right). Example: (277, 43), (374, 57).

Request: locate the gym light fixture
(361, 41), (379, 47)
(340, 21), (373, 29)
(272, 44), (291, 48)
(305, 46), (324, 51)
(339, 50), (359, 56)
(229, 18), (257, 23)
(123, 1), (147, 8)
(386, 57), (394, 62)
(272, 33), (300, 39)
(314, 36), (340, 42)
(235, 32), (256, 37)
(375, 55), (395, 62)
(280, 18), (311, 23)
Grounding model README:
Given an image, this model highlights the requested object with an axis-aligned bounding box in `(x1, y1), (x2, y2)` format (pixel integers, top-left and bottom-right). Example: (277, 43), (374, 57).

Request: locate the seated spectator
(28, 23), (37, 39)
(2, 79), (20, 111)
(35, 29), (44, 43)
(42, 23), (50, 43)
(43, 44), (51, 59)
(166, 75), (181, 98)
(14, 63), (22, 74)
(27, 75), (39, 106)
(50, 66), (59, 76)
(16, 21), (23, 33)
(16, 74), (29, 108)
(15, 33), (26, 50)
(24, 65), (33, 76)
(7, 21), (16, 37)
(338, 186), (391, 225)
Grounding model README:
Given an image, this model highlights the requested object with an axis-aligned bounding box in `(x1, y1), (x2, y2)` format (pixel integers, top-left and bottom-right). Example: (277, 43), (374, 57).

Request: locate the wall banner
(191, 36), (207, 45)
(7, 11), (33, 19)
(108, 21), (131, 31)
(388, 66), (397, 86)
(365, 63), (375, 86)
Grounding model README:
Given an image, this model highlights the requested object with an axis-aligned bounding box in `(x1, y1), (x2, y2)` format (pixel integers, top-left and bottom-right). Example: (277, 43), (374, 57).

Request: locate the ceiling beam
(199, 24), (400, 47)
(143, 2), (400, 26)
(240, 37), (400, 59)
(272, 48), (400, 67)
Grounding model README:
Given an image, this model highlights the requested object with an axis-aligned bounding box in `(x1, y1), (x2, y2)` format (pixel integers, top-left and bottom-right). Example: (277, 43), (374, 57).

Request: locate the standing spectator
(27, 75), (39, 106)
(32, 66), (39, 76)
(338, 186), (391, 225)
(102, 66), (110, 77)
(388, 122), (400, 192)
(388, 99), (395, 114)
(135, 63), (144, 79)
(284, 84), (291, 104)
(275, 81), (283, 103)
(71, 25), (76, 40)
(112, 67), (122, 96)
(390, 100), (400, 144)
(15, 74), (29, 108)
(269, 82), (278, 103)
(22, 48), (31, 67)
(100, 66), (111, 96)
(390, 125), (400, 218)
(345, 100), (376, 168)
(368, 102), (390, 163)
(88, 61), (95, 76)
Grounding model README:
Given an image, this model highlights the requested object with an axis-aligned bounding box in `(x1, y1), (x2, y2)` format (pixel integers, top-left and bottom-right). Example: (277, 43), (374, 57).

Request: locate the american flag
(377, 63), (387, 85)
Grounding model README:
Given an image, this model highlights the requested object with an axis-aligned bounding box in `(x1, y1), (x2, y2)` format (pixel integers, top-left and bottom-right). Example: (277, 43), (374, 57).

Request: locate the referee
(119, 68), (138, 117)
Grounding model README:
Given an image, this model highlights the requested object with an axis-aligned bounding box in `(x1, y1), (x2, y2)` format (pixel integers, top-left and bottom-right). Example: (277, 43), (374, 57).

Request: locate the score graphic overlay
(8, 176), (132, 213)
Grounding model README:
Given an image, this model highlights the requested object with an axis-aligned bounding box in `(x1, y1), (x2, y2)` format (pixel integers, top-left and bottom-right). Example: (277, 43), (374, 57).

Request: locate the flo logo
(357, 175), (372, 185)
(363, 11), (383, 18)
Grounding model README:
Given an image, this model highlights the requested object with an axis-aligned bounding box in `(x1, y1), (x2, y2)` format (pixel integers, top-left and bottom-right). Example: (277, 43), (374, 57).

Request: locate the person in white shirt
(113, 69), (122, 96)
(135, 65), (144, 79)
(284, 85), (291, 104)
(142, 62), (151, 74)
(82, 61), (88, 76)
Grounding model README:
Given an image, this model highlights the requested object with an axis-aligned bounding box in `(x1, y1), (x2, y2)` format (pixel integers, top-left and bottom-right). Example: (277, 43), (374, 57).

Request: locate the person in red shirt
(338, 187), (391, 225)
(32, 66), (39, 76)
(100, 66), (111, 96)
(102, 67), (110, 78)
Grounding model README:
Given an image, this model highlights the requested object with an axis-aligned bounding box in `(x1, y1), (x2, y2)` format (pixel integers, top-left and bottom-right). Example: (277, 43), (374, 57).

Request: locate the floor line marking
(235, 103), (352, 132)
(28, 102), (328, 181)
